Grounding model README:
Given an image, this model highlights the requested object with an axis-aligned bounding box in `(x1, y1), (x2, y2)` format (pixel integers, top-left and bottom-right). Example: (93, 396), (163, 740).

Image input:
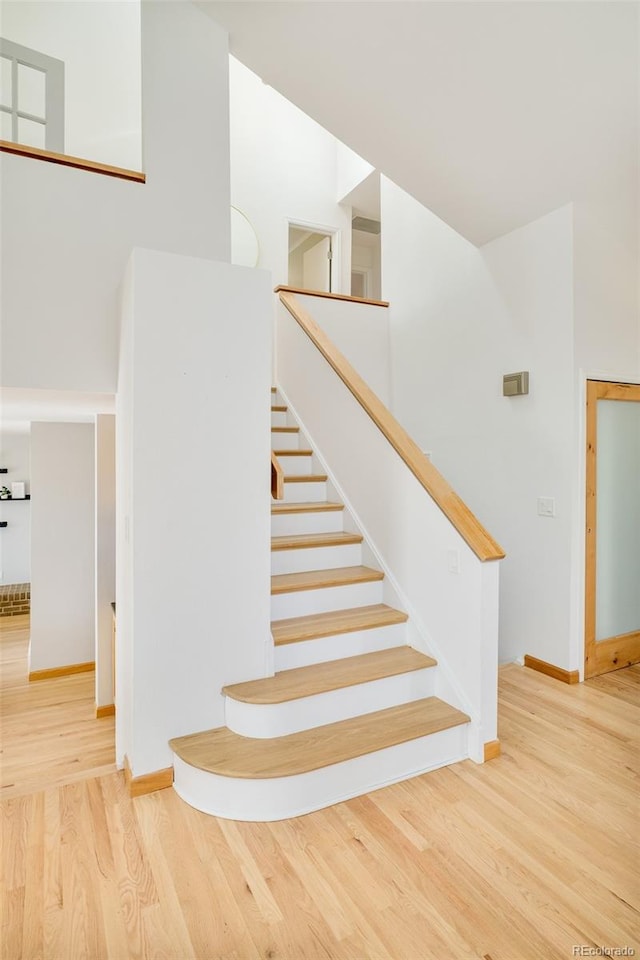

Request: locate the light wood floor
(1, 616), (638, 960)
(0, 615), (115, 800)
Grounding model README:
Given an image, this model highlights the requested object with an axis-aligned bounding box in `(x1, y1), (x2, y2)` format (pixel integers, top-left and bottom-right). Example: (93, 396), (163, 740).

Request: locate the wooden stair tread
(272, 603), (408, 645)
(272, 531), (362, 551)
(272, 566), (384, 595)
(271, 427), (299, 433)
(271, 501), (344, 515)
(223, 647), (436, 704)
(271, 405), (287, 412)
(170, 698), (470, 779)
(283, 474), (327, 483)
(272, 449), (312, 457)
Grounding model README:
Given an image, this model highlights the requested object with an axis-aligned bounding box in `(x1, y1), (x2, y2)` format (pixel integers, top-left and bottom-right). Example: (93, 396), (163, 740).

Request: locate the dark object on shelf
(0, 495), (31, 501)
(0, 522), (7, 528)
(0, 469), (7, 474)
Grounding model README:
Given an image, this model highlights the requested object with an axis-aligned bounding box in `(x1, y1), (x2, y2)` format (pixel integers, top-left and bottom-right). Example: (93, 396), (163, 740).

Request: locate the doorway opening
(288, 224), (336, 293)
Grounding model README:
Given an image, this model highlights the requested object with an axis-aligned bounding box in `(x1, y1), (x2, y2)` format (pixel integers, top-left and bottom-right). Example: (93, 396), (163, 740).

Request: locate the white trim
(274, 621), (408, 670)
(271, 542), (362, 576)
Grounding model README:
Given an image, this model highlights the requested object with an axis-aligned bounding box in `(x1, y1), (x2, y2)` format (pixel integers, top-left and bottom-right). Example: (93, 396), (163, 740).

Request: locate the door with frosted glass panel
(585, 380), (640, 678)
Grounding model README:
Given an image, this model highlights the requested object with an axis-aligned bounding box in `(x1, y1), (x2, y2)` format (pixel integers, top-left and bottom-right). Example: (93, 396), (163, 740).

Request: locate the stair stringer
(275, 384), (481, 760)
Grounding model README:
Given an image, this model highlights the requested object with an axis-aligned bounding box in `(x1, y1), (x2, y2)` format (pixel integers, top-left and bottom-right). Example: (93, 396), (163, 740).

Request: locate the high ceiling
(200, 0), (638, 246)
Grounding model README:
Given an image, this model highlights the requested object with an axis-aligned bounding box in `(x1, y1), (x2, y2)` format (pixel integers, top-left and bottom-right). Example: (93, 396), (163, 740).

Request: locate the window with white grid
(0, 38), (64, 152)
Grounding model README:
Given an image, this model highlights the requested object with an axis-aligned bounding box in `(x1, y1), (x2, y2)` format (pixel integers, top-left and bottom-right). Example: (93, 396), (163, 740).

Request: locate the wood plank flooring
(0, 615), (115, 800)
(2, 615), (639, 959)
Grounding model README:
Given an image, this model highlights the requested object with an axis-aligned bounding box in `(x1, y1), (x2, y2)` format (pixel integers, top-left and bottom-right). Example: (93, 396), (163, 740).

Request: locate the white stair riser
(271, 579), (383, 619)
(225, 668), (435, 738)
(283, 480), (327, 502)
(274, 622), (408, 670)
(271, 510), (344, 537)
(271, 543), (362, 576)
(271, 410), (288, 427)
(172, 724), (468, 822)
(271, 431), (300, 451)
(273, 454), (312, 476)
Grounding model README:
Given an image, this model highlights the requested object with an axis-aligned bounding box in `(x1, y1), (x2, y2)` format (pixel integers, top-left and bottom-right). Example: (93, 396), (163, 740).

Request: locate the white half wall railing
(276, 290), (504, 761)
(274, 286), (392, 404)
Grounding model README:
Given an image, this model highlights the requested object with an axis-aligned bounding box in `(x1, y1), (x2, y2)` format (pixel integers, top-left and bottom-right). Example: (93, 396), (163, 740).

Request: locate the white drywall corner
(30, 421), (95, 671)
(95, 414), (116, 708)
(116, 247), (272, 777)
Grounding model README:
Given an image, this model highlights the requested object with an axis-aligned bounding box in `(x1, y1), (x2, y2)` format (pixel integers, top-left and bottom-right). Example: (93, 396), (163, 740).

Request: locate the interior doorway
(288, 224), (335, 293)
(351, 215), (381, 300)
(585, 379), (640, 678)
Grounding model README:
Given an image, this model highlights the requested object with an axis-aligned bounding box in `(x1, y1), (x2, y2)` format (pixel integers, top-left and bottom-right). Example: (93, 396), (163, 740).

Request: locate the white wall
(573, 201), (639, 380)
(1, 1), (231, 394)
(381, 177), (576, 669)
(30, 421), (95, 671)
(352, 230), (381, 301)
(230, 57), (351, 293)
(336, 141), (374, 203)
(117, 248), (272, 777)
(1, 0), (142, 169)
(0, 429), (31, 584)
(481, 205), (576, 669)
(116, 263), (135, 769)
(95, 414), (115, 708)
(292, 293), (391, 405)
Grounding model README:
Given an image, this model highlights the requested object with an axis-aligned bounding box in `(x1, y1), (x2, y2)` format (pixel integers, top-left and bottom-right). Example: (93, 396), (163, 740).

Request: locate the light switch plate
(537, 497), (555, 517)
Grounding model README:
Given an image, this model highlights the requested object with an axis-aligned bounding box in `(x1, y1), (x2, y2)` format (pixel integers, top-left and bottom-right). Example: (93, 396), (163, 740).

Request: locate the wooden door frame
(584, 379), (640, 678)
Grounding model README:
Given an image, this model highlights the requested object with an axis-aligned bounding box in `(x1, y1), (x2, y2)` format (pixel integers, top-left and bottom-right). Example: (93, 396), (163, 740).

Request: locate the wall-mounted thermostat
(503, 371), (529, 397)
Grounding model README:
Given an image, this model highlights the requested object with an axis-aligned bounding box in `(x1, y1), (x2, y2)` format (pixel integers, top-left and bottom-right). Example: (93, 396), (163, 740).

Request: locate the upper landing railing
(276, 286), (505, 563)
(0, 140), (145, 183)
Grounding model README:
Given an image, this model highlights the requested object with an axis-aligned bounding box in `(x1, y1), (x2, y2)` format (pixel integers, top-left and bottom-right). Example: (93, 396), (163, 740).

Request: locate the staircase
(170, 390), (470, 821)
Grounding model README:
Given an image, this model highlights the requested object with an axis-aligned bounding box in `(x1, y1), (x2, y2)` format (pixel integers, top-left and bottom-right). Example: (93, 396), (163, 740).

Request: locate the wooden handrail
(271, 451), (284, 500)
(274, 285), (389, 309)
(278, 291), (505, 562)
(0, 140), (146, 183)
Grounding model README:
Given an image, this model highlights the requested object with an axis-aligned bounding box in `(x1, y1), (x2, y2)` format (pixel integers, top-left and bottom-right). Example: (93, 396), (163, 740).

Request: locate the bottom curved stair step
(170, 698), (470, 821)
